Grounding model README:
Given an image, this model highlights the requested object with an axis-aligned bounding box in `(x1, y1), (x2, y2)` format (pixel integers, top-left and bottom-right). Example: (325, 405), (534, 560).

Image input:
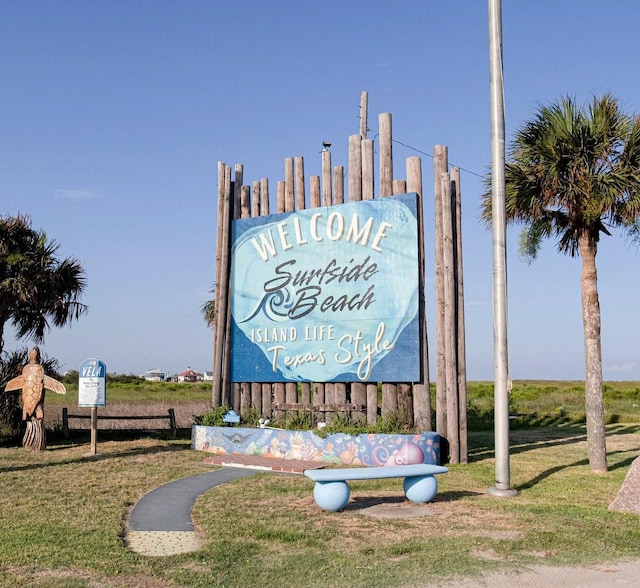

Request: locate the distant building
(177, 368), (203, 383)
(143, 368), (167, 381)
(203, 371), (213, 382)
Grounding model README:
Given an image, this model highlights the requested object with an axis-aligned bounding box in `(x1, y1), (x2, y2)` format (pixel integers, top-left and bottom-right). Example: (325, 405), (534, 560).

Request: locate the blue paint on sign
(229, 193), (421, 383)
(80, 358), (106, 379)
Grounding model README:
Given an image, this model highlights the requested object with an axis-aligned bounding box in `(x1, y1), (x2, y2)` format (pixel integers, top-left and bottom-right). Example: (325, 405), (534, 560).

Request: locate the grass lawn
(0, 422), (639, 587)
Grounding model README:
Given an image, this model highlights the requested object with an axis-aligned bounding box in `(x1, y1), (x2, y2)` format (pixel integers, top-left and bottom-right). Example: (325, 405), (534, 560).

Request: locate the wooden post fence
(211, 94), (466, 446)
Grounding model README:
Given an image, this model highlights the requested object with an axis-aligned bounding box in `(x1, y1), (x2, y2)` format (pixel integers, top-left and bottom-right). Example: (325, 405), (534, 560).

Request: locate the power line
(369, 129), (486, 180)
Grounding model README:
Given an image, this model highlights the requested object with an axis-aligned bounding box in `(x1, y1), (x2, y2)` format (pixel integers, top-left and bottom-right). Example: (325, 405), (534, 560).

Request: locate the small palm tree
(482, 94), (640, 472)
(0, 215), (87, 355)
(201, 284), (216, 328)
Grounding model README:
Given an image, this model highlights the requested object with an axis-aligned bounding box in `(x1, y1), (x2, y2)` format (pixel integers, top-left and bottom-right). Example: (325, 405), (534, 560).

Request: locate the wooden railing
(62, 407), (177, 438)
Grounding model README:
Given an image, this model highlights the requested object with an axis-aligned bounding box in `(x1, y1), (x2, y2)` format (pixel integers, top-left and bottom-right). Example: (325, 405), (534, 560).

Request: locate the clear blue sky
(2, 1), (639, 380)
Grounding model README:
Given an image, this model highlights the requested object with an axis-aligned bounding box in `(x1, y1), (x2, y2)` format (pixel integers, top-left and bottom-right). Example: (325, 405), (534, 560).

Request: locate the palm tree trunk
(579, 235), (608, 472)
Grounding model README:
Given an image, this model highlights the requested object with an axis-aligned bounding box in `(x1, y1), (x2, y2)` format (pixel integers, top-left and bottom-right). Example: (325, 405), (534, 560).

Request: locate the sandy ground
(427, 559), (640, 587)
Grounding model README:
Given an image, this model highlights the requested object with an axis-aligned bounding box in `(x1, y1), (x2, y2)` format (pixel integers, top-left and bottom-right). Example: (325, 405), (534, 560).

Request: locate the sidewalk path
(126, 455), (321, 556)
(126, 468), (256, 556)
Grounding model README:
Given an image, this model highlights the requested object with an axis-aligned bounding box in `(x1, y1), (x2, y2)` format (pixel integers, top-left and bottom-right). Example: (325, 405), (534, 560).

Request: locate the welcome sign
(230, 192), (421, 383)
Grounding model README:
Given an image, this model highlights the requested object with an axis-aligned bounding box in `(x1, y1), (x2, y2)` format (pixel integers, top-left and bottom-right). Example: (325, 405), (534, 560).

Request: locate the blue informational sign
(222, 409), (241, 424)
(229, 193), (421, 383)
(78, 358), (107, 407)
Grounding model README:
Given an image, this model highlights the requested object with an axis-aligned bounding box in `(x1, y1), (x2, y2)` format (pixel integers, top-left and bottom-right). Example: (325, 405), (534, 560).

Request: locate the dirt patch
(3, 567), (178, 588)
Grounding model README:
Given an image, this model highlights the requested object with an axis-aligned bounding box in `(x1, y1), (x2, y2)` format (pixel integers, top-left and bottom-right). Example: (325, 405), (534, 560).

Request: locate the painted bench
(304, 463), (449, 511)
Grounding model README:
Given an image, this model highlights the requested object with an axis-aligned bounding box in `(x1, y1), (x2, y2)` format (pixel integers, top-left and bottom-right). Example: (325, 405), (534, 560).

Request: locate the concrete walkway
(126, 455), (320, 557)
(126, 468), (257, 556)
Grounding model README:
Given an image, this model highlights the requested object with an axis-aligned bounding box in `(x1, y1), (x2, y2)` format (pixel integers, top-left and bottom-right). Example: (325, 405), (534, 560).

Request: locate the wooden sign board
(229, 193), (421, 383)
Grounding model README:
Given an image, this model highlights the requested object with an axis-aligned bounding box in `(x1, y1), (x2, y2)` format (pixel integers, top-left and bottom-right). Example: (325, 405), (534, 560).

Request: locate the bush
(193, 405), (231, 427)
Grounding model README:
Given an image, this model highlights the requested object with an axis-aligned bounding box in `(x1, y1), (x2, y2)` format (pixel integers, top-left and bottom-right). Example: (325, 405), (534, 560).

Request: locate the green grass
(48, 380), (213, 405)
(0, 422), (639, 587)
(41, 379), (640, 427)
(465, 380), (640, 428)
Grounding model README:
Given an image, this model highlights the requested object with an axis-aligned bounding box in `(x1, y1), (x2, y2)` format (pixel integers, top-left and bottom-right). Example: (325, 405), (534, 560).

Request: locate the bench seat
(304, 464), (448, 511)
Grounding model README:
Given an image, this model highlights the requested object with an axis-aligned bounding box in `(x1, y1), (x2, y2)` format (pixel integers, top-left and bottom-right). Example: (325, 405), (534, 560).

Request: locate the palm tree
(482, 94), (640, 472)
(201, 284), (216, 328)
(0, 215), (88, 355)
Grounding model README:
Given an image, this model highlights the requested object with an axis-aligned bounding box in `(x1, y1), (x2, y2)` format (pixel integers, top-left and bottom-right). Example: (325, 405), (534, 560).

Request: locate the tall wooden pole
(433, 145), (448, 445)
(347, 134), (365, 418)
(451, 166), (468, 463)
(488, 0), (516, 497)
(212, 162), (227, 406)
(284, 158), (297, 407)
(260, 177), (272, 416)
(213, 163), (232, 407)
(441, 172), (459, 463)
(407, 156), (432, 432)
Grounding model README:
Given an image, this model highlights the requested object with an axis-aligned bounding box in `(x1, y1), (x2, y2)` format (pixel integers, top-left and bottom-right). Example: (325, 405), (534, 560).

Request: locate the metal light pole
(487, 0), (517, 497)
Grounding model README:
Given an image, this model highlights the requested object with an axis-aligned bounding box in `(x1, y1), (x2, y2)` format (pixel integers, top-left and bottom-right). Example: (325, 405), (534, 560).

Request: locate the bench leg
(403, 475), (438, 503)
(313, 481), (351, 511)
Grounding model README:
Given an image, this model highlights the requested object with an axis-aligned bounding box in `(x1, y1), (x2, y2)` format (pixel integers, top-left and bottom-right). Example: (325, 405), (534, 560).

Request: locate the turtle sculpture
(4, 347), (66, 450)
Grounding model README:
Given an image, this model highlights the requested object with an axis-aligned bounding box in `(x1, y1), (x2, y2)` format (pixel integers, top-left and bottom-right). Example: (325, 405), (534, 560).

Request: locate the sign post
(78, 358), (106, 456)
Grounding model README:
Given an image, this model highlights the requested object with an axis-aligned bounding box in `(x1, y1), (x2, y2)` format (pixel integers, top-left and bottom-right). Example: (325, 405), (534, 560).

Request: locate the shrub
(193, 405), (231, 426)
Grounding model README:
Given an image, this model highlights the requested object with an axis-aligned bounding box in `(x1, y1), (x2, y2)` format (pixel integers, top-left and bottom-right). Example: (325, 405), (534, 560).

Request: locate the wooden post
(240, 184), (252, 413)
(309, 172), (325, 408)
(295, 156), (305, 211)
(392, 179), (406, 194)
(212, 162), (227, 406)
(260, 177), (273, 416)
(214, 163), (232, 407)
(433, 145), (448, 443)
(90, 407), (98, 456)
(272, 180), (287, 417)
(252, 181), (260, 217)
(167, 408), (176, 437)
(284, 159), (297, 406)
(331, 166), (345, 411)
(248, 181), (262, 412)
(362, 139), (374, 201)
(407, 156), (432, 432)
(359, 91), (368, 138)
(442, 172), (459, 463)
(333, 165), (344, 205)
(348, 134), (362, 202)
(285, 157), (295, 211)
(230, 166), (243, 412)
(322, 149), (332, 207)
(382, 382), (398, 417)
(295, 156), (311, 406)
(452, 166), (468, 462)
(363, 138), (376, 424)
(379, 113), (393, 197)
(347, 134), (365, 419)
(260, 177), (270, 215)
